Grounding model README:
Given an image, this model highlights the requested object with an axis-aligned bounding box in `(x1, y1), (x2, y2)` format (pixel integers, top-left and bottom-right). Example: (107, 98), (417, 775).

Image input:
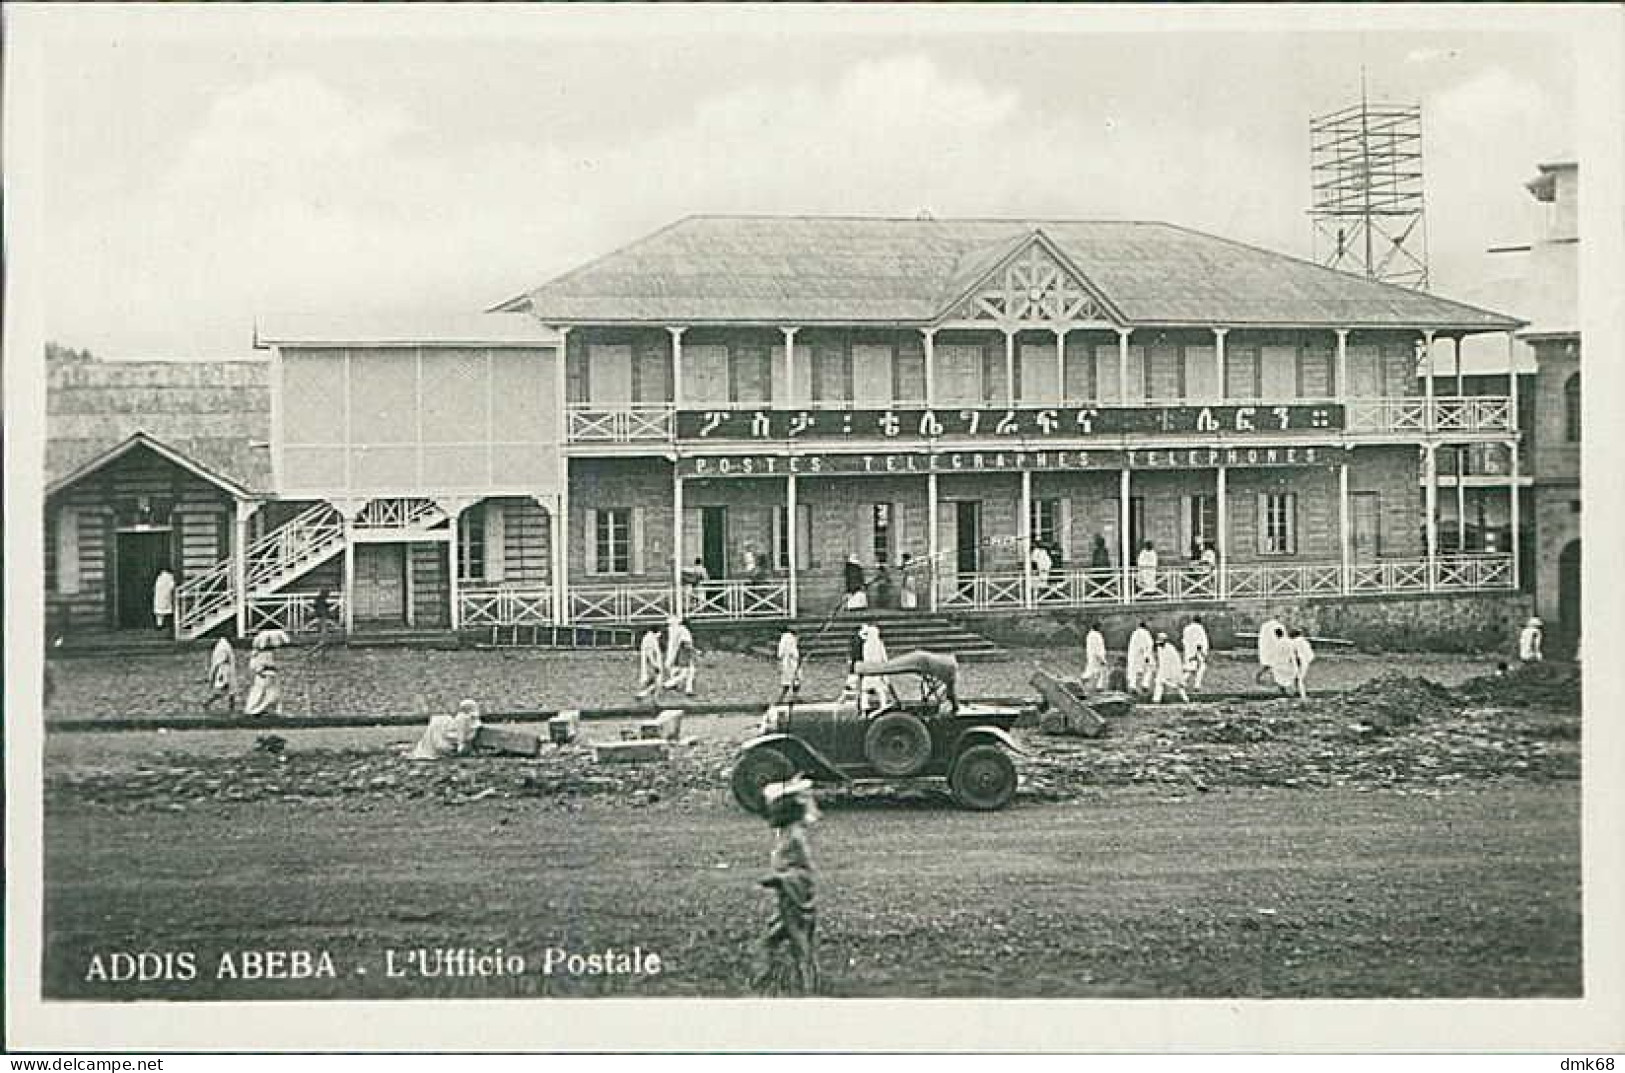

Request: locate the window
(1184, 494), (1217, 557)
(731, 345), (771, 405)
(872, 503), (894, 566)
(1226, 346), (1262, 399)
(458, 503), (487, 582)
(893, 344), (927, 405)
(1298, 345), (1335, 398)
(1565, 373), (1580, 442)
(592, 508), (632, 575)
(1260, 492), (1297, 555)
(810, 342), (852, 405)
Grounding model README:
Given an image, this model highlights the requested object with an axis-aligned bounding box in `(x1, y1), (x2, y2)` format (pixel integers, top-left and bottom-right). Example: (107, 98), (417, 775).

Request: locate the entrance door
(954, 502), (981, 574)
(1559, 540), (1581, 635)
(115, 530), (172, 628)
(700, 506), (728, 580)
(1351, 492), (1382, 563)
(353, 544), (406, 625)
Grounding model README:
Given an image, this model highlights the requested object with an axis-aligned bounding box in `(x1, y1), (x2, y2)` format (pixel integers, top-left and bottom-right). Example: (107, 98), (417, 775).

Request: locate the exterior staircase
(748, 611), (1007, 663)
(174, 502), (347, 639)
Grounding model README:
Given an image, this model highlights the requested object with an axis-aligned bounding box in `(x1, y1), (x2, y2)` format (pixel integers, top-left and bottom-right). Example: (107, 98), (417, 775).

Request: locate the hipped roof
(47, 356), (272, 495)
(505, 215), (1522, 332)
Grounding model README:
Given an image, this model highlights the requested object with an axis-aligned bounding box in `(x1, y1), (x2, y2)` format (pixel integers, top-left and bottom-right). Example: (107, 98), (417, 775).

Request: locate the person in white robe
(1181, 615), (1211, 691)
(1255, 617), (1286, 684)
(1518, 617), (1544, 663)
(635, 625), (666, 700)
(1126, 622), (1156, 695)
(1288, 629), (1316, 700)
(663, 617), (697, 696)
(1082, 622), (1109, 691)
(1264, 624), (1298, 694)
(858, 623), (892, 710)
(410, 699), (482, 761)
(776, 628), (802, 702)
(243, 627), (291, 717)
(152, 568), (176, 632)
(203, 636), (238, 713)
(1030, 543), (1053, 600)
(897, 553), (920, 610)
(1135, 542), (1159, 595)
(1152, 633), (1190, 704)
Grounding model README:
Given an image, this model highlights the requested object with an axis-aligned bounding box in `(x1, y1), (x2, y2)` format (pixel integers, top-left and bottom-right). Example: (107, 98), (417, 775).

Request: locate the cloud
(44, 51), (1560, 357)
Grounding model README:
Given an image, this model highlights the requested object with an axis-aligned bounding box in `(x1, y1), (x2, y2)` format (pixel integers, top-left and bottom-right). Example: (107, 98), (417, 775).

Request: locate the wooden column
(922, 328), (936, 407)
(1454, 335), (1465, 396)
(1119, 467), (1131, 604)
(785, 473), (798, 618)
(233, 501), (254, 639)
(1507, 331), (1520, 428)
(673, 466), (685, 603)
(1509, 438), (1521, 590)
(1117, 328), (1131, 402)
(549, 493), (567, 627)
(1422, 330), (1436, 429)
(553, 333), (571, 627)
(1004, 329), (1017, 407)
(342, 514), (357, 635)
(447, 507), (461, 631)
(1424, 443), (1439, 591)
(668, 326), (687, 408)
(1054, 327), (1067, 402)
(782, 326), (799, 405)
(1213, 327), (1228, 402)
(926, 471), (939, 612)
(1338, 456), (1352, 594)
(1216, 465), (1228, 599)
(1335, 328), (1349, 402)
(1020, 469), (1034, 609)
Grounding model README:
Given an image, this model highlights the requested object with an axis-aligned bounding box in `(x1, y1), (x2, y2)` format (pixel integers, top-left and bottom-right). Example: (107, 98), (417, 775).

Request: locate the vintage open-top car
(730, 650), (1029, 812)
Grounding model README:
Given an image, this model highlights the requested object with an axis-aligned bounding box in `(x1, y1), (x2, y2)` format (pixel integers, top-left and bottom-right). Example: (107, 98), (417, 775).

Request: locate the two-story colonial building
(47, 215), (1530, 641)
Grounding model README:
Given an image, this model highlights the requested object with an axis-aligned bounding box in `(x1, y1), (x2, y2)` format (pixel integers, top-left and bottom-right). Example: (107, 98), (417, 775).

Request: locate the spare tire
(864, 711), (933, 777)
(731, 746), (793, 814)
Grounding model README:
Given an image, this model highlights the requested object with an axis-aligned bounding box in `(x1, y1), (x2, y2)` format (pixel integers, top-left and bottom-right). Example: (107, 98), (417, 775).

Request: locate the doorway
(700, 506), (728, 580)
(1558, 540), (1581, 636)
(954, 501), (981, 574)
(1351, 492), (1382, 562)
(115, 529), (172, 628)
(352, 544), (407, 625)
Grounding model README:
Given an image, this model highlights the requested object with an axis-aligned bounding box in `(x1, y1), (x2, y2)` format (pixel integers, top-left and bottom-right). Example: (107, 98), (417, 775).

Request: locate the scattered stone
(549, 710), (580, 744)
(473, 726), (543, 757)
(594, 739), (672, 764)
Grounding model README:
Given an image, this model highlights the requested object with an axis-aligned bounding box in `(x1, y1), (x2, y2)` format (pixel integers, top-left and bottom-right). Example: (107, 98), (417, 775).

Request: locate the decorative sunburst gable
(940, 231), (1121, 328)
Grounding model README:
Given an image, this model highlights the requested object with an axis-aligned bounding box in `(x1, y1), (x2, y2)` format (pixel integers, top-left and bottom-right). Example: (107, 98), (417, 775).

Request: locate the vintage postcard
(4, 1), (1622, 1054)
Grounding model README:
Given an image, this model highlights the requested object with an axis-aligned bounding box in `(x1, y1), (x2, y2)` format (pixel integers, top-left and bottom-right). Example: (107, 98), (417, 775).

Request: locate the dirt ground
(45, 645), (1507, 724)
(40, 662), (1581, 1000)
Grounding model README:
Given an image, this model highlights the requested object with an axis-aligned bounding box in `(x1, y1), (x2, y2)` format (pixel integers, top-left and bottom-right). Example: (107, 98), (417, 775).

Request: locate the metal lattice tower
(1309, 87), (1429, 290)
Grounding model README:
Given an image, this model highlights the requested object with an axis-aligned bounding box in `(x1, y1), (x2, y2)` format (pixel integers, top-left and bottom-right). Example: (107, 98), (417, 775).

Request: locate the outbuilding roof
(47, 356), (272, 496)
(504, 215), (1522, 332)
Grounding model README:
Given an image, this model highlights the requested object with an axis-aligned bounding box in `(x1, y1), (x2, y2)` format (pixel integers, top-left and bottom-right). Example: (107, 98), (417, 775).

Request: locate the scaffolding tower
(1309, 96), (1429, 289)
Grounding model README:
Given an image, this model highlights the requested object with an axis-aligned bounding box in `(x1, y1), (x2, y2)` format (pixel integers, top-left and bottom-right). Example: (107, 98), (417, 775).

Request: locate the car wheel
(731, 745), (794, 814)
(864, 711), (933, 777)
(949, 744), (1017, 811)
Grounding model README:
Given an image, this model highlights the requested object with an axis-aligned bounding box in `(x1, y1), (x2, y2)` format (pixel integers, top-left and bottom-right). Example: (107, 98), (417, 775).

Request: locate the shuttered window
(1226, 346), (1262, 399)
(1258, 492), (1297, 555)
(1183, 494), (1217, 558)
(588, 507), (641, 575)
(458, 503), (487, 582)
(810, 342), (852, 405)
(731, 345), (772, 405)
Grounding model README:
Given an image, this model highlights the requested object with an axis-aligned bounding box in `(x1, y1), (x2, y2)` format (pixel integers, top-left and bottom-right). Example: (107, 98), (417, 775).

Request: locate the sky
(21, 5), (1582, 359)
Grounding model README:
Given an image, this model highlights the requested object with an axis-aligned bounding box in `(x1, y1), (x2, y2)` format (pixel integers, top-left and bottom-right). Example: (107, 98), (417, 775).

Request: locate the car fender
(958, 725), (1025, 755)
(738, 733), (851, 783)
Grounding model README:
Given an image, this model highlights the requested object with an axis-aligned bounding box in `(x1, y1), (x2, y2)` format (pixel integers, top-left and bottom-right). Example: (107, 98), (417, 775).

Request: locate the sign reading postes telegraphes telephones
(674, 404), (1343, 442)
(677, 444), (1339, 478)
